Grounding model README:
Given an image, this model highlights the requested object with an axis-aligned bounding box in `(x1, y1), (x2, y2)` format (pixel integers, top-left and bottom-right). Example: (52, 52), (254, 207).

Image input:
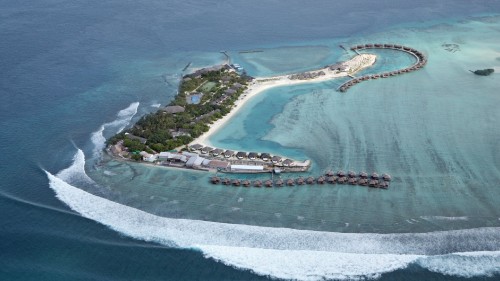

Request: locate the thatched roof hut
(248, 152), (258, 160)
(222, 178), (231, 185)
(327, 176), (337, 184)
(306, 177), (315, 184)
(224, 150), (235, 158)
(337, 170), (346, 177)
(296, 177), (305, 185)
(371, 173), (379, 179)
(242, 180), (251, 187)
(359, 178), (368, 186)
(283, 159), (293, 166)
(348, 178), (357, 185)
(232, 179), (241, 186)
(211, 148), (224, 156)
(210, 176), (220, 184)
(236, 152), (247, 159)
(369, 180), (379, 187)
(265, 180), (273, 187)
(201, 147), (213, 154)
(348, 171), (357, 178)
(286, 179), (295, 186)
(272, 156), (282, 164)
(190, 144), (204, 150)
(317, 176), (325, 184)
(382, 173), (392, 181)
(260, 153), (271, 161)
(275, 179), (284, 187)
(337, 177), (347, 184)
(254, 180), (262, 187)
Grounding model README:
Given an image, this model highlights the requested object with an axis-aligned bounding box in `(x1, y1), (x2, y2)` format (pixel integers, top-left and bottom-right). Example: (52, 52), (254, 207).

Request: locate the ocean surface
(1, 1), (500, 280)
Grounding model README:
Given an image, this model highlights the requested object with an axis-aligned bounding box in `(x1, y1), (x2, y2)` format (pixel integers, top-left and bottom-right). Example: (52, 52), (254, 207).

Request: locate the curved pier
(338, 44), (427, 92)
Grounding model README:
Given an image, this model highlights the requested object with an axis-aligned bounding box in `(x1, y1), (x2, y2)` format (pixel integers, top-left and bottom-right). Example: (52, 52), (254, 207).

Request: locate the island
(106, 44), (425, 180)
(470, 69), (494, 76)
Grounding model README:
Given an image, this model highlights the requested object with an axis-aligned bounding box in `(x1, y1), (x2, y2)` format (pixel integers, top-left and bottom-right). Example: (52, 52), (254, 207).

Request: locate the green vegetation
(108, 65), (252, 156)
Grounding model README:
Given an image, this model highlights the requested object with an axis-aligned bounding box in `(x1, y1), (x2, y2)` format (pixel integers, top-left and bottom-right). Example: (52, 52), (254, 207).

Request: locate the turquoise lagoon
(88, 16), (500, 234)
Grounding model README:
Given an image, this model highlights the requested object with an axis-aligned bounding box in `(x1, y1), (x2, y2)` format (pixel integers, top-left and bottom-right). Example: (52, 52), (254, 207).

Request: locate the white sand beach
(191, 54), (376, 147)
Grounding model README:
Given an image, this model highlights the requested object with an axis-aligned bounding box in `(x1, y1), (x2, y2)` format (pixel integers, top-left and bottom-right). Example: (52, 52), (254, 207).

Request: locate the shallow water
(3, 1), (500, 280)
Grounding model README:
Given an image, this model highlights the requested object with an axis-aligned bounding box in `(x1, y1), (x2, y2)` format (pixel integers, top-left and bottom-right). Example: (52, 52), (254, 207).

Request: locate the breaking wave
(44, 150), (500, 280)
(90, 102), (139, 159)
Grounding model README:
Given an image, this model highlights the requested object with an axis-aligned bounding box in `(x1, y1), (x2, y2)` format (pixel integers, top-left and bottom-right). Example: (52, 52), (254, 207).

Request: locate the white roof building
(230, 165), (264, 172)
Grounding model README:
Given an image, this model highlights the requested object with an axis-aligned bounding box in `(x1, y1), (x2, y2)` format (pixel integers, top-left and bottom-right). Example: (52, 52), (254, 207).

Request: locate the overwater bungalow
(359, 172), (368, 178)
(275, 179), (284, 187)
(265, 180), (273, 188)
(224, 150), (235, 158)
(337, 177), (347, 184)
(327, 176), (337, 184)
(254, 180), (262, 187)
(201, 147), (213, 154)
(384, 44), (393, 48)
(211, 148), (223, 156)
(365, 44), (374, 48)
(211, 176), (220, 184)
(394, 45), (402, 49)
(378, 181), (389, 189)
(261, 153), (271, 161)
(306, 177), (315, 184)
(317, 176), (326, 184)
(348, 171), (357, 178)
(297, 177), (305, 185)
(232, 179), (241, 186)
(371, 172), (379, 179)
(248, 152), (258, 160)
(286, 179), (295, 186)
(382, 173), (392, 181)
(236, 151), (247, 159)
(337, 170), (346, 177)
(222, 178), (231, 185)
(242, 180), (251, 187)
(359, 178), (368, 186)
(369, 179), (379, 187)
(325, 170), (335, 177)
(348, 178), (357, 185)
(272, 156), (282, 164)
(374, 43), (383, 48)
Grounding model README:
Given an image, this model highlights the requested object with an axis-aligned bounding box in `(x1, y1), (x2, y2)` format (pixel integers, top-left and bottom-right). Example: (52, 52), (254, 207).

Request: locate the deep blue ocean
(1, 1), (500, 280)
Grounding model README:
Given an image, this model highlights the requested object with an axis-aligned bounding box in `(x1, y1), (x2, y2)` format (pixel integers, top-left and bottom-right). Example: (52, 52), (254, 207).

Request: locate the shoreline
(191, 53), (376, 148)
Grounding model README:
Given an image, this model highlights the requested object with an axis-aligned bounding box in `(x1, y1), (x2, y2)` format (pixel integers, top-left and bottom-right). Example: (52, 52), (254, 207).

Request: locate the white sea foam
(44, 150), (500, 280)
(151, 103), (161, 108)
(90, 102), (139, 158)
(420, 216), (469, 221)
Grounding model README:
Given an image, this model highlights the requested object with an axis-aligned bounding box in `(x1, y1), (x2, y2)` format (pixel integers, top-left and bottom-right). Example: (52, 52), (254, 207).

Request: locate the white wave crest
(56, 148), (94, 184)
(420, 216), (469, 221)
(90, 102), (139, 158)
(44, 151), (500, 280)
